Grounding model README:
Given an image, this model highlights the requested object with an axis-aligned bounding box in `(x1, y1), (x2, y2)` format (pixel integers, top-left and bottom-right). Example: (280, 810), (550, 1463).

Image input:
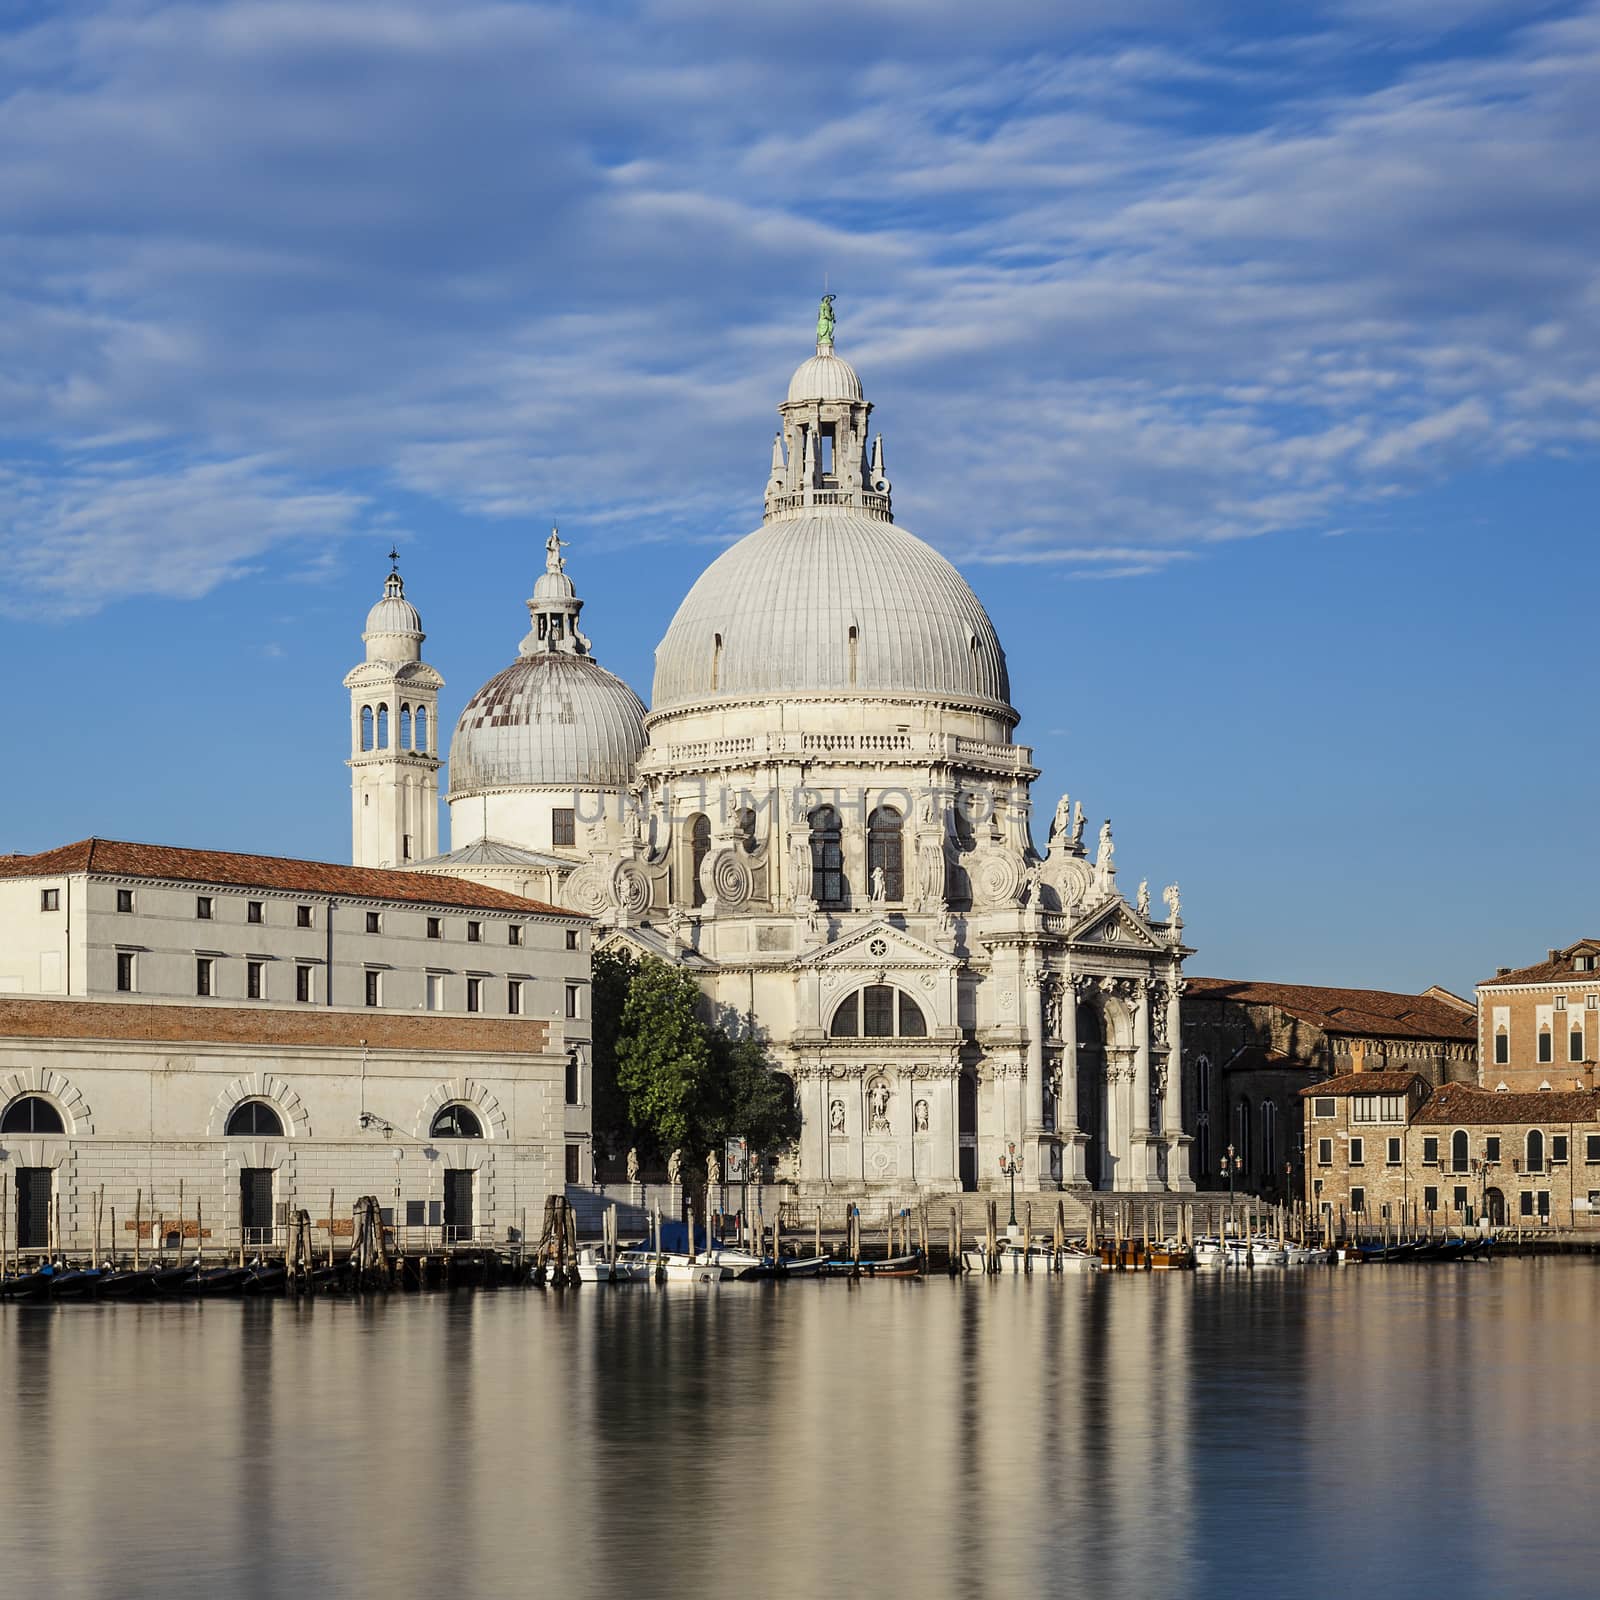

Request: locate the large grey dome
(448, 653), (646, 795)
(651, 511), (1012, 715)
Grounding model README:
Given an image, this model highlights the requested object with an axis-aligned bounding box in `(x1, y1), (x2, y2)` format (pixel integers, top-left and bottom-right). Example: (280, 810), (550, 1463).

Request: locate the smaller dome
(532, 568), (576, 602)
(363, 566), (423, 663)
(788, 348), (863, 404)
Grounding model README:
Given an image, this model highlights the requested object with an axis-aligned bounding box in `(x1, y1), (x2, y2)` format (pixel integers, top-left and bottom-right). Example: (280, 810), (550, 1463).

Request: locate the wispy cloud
(1, 0), (1597, 610)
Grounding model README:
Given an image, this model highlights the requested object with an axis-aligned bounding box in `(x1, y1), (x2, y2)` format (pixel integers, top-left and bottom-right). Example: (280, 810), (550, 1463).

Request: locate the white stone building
(373, 306), (1195, 1197)
(0, 839), (592, 1253)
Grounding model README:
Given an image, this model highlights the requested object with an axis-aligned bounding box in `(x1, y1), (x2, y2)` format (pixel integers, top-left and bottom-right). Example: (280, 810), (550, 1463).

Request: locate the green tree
(614, 957), (716, 1160)
(589, 945), (638, 1157)
(708, 1030), (799, 1155)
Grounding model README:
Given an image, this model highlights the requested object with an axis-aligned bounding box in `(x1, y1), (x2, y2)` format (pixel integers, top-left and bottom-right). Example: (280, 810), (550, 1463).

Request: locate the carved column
(1060, 976), (1088, 1187)
(1131, 978), (1162, 1192)
(1163, 975), (1194, 1191)
(1023, 964), (1053, 1190)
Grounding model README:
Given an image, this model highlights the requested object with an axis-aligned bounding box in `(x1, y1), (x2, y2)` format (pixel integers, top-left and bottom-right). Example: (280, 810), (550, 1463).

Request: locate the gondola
(146, 1264), (200, 1294)
(97, 1268), (156, 1298)
(0, 1267), (57, 1300)
(191, 1265), (254, 1295)
(822, 1251), (924, 1278)
(47, 1268), (105, 1298)
(242, 1264), (287, 1295)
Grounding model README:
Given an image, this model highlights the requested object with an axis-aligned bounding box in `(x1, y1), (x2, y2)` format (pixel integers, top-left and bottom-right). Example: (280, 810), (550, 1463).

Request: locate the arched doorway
(1076, 1003), (1105, 1189)
(958, 1073), (978, 1191)
(1486, 1187), (1506, 1226)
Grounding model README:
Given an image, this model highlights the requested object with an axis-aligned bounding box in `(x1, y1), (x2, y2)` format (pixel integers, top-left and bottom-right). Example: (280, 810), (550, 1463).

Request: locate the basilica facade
(348, 306), (1194, 1196)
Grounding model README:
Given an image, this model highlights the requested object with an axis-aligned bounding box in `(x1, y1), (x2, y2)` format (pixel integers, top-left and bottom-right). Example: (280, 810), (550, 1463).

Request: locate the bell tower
(343, 552), (444, 867)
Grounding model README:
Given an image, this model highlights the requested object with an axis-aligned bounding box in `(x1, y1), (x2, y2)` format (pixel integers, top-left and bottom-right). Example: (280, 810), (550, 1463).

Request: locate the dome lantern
(765, 297), (891, 524)
(520, 526), (592, 657)
(362, 549), (424, 664)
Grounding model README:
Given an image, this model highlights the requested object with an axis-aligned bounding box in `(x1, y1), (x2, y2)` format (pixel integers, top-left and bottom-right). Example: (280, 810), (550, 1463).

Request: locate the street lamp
(1221, 1144), (1244, 1237)
(998, 1141), (1020, 1229)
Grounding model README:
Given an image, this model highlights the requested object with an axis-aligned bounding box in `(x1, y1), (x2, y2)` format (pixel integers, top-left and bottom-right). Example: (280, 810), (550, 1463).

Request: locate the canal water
(2, 1258), (1597, 1599)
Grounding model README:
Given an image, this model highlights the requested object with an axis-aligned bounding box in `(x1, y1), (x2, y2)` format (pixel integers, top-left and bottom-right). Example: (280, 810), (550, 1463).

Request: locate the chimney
(1497, 967), (1511, 977)
(1549, 950), (1561, 964)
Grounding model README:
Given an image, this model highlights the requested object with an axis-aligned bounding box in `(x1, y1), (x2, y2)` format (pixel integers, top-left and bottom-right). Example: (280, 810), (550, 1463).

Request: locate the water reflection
(0, 1264), (1595, 1599)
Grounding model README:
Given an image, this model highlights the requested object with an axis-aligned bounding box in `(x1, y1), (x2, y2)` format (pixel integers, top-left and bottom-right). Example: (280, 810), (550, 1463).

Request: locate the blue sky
(1, 0), (1596, 996)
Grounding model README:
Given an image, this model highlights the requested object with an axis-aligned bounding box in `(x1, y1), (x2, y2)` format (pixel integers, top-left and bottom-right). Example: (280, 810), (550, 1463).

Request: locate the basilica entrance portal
(1076, 1003), (1106, 1189)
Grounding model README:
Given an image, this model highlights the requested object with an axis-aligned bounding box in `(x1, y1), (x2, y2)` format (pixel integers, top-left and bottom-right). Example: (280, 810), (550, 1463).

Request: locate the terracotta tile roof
(1186, 976), (1476, 1043)
(0, 996), (553, 1055)
(1478, 940), (1600, 988)
(0, 838), (580, 918)
(1413, 1082), (1600, 1126)
(1296, 1070), (1428, 1098)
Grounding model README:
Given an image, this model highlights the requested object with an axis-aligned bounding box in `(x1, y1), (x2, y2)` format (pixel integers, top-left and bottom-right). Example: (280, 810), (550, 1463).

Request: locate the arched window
(1526, 1128), (1544, 1173)
(225, 1100), (284, 1137)
(376, 705), (389, 749)
(1262, 1100), (1276, 1176)
(689, 813), (711, 908)
(867, 805), (903, 902)
(848, 625), (858, 686)
(431, 1105), (483, 1139)
(711, 633), (722, 692)
(1451, 1129), (1469, 1173)
(400, 705), (412, 748)
(829, 986), (926, 1039)
(1236, 1100), (1252, 1173)
(360, 705), (374, 751)
(810, 805), (844, 904)
(0, 1096), (64, 1134)
(414, 705), (428, 751)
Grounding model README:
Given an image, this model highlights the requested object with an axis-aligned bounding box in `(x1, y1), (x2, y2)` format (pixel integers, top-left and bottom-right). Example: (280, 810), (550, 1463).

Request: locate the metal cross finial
(387, 546), (399, 570)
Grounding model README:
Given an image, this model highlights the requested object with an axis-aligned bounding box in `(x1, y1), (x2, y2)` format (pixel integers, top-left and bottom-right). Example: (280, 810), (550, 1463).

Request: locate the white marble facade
(381, 305), (1194, 1195)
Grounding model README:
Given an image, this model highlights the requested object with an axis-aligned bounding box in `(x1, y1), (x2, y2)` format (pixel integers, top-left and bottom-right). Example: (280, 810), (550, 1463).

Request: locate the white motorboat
(961, 1241), (1099, 1274)
(1247, 1239), (1288, 1267)
(1193, 1236), (1227, 1270)
(574, 1247), (654, 1283)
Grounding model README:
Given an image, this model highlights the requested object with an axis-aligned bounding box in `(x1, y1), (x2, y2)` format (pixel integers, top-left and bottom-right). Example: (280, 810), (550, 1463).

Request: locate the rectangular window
(1313, 1097), (1335, 1119)
(402, 834), (413, 862)
(1555, 996), (1567, 1012)
(366, 911), (382, 934)
(552, 808), (576, 847)
(565, 983), (581, 1020)
(565, 1143), (580, 1184)
(296, 904), (313, 929)
(466, 977), (482, 1013)
(508, 924), (523, 947)
(1485, 1136), (1501, 1162)
(467, 921), (482, 943)
(246, 960), (264, 1000)
(116, 951), (135, 992)
(365, 970), (382, 1008)
(1588, 995), (1598, 1010)
(405, 1199), (425, 1228)
(566, 928), (580, 951)
(1316, 1138), (1332, 1166)
(1520, 1191), (1535, 1217)
(1453, 1186), (1468, 1212)
(1348, 1137), (1364, 1167)
(1587, 1135), (1600, 1164)
(1552, 1135), (1569, 1165)
(1350, 1187), (1366, 1214)
(1387, 1137), (1402, 1166)
(1539, 1191), (1551, 1220)
(296, 965), (313, 1003)
(1494, 1032), (1509, 1065)
(1538, 1031), (1553, 1064)
(1378, 1095), (1405, 1122)
(116, 888), (134, 913)
(1422, 1136), (1439, 1165)
(507, 980), (522, 1016)
(40, 888), (59, 912)
(1351, 1098), (1377, 1124)
(425, 974), (443, 1012)
(566, 1054), (580, 1105)
(196, 957), (214, 997)
(1424, 1185), (1438, 1211)
(247, 900), (263, 924)
(427, 916), (442, 940)
(1571, 1028), (1585, 1062)
(196, 895), (213, 920)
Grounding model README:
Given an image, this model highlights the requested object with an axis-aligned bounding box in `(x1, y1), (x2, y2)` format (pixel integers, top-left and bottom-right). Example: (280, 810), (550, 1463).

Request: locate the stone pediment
(1067, 899), (1166, 953)
(796, 919), (956, 974)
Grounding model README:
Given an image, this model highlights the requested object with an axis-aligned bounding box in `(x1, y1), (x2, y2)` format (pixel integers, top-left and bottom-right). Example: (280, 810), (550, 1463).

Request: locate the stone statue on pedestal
(666, 1148), (682, 1185)
(707, 1149), (721, 1187)
(626, 1147), (640, 1184)
(1137, 879), (1150, 917)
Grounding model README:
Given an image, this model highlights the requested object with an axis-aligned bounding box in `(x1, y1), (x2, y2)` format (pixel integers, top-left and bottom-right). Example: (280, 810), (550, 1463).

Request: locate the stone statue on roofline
(1071, 801), (1086, 849)
(1137, 880), (1150, 918)
(1049, 793), (1072, 846)
(1163, 882), (1182, 926)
